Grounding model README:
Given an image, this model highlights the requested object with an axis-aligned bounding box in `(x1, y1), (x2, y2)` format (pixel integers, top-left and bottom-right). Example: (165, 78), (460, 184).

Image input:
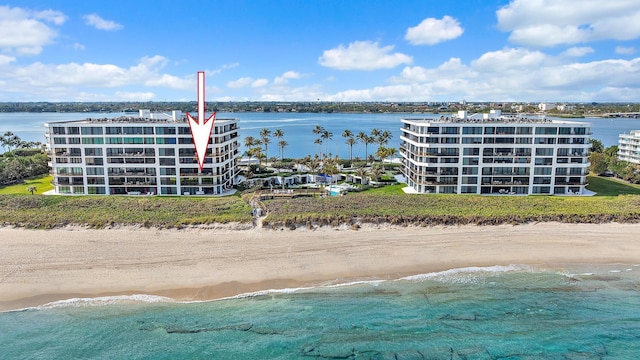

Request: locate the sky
(0, 0), (639, 103)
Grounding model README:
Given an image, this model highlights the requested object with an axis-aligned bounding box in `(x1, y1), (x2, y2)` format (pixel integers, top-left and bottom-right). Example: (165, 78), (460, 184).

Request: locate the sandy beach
(1, 222), (639, 311)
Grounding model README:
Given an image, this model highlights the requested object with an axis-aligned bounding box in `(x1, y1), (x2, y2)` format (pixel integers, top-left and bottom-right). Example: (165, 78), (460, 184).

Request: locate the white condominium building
(45, 110), (240, 196)
(400, 110), (591, 195)
(618, 130), (640, 164)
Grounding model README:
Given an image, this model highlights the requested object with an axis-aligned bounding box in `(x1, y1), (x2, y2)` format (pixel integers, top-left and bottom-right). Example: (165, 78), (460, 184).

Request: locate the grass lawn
(361, 183), (407, 194)
(0, 175), (54, 195)
(586, 174), (640, 196)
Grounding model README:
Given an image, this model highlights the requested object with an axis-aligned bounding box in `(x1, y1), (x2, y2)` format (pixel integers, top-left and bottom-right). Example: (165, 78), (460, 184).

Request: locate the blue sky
(1, 0), (639, 103)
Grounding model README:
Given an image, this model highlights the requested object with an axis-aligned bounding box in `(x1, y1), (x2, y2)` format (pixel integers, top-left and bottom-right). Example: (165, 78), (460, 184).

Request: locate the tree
(321, 130), (333, 156)
(277, 140), (288, 160)
(356, 132), (375, 163)
(376, 146), (397, 170)
(27, 186), (37, 195)
(259, 128), (272, 162)
(312, 125), (325, 157)
(313, 138), (323, 157)
(345, 137), (357, 166)
(355, 166), (368, 184)
(589, 152), (608, 175)
(378, 130), (392, 146)
(342, 130), (356, 165)
(369, 165), (383, 182)
(589, 138), (604, 153)
(244, 136), (257, 151)
(273, 128), (284, 142)
(1, 131), (21, 153)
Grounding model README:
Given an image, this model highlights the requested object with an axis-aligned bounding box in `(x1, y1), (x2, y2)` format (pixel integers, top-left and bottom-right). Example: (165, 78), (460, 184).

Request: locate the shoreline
(2, 222), (640, 311)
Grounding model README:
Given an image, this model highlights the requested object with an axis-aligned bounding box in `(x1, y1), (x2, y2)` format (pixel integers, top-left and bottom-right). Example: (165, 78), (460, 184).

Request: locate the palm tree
(277, 140), (288, 160)
(312, 125), (325, 157)
(259, 128), (272, 163)
(1, 131), (20, 152)
(342, 130), (355, 165)
(345, 137), (357, 166)
(356, 132), (375, 163)
(376, 146), (397, 170)
(321, 130), (333, 157)
(272, 128), (285, 160)
(355, 166), (368, 185)
(322, 155), (340, 186)
(244, 136), (257, 150)
(369, 165), (383, 182)
(378, 130), (392, 147)
(313, 138), (323, 157)
(274, 128), (284, 142)
(356, 131), (367, 159)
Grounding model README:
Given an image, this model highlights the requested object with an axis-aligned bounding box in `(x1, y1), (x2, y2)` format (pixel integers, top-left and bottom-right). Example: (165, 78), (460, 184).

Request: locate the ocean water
(2, 112), (640, 158)
(1, 265), (639, 359)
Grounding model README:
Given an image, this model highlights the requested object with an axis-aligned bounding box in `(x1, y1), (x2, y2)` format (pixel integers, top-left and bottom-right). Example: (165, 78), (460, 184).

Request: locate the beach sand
(1, 222), (639, 311)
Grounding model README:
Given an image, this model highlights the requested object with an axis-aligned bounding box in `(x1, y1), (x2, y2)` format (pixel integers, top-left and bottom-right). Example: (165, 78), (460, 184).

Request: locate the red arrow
(186, 71), (216, 171)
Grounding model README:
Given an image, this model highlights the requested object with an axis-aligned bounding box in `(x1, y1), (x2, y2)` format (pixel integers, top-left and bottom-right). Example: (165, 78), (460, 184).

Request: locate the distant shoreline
(1, 222), (639, 311)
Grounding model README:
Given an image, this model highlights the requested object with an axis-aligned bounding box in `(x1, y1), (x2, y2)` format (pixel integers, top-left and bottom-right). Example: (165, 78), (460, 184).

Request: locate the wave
(23, 294), (176, 311)
(10, 265), (538, 312)
(400, 264), (531, 282)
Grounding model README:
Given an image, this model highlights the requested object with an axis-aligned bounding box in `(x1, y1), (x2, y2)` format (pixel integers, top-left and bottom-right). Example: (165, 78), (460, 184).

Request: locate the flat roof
(401, 116), (589, 125)
(45, 116), (238, 126)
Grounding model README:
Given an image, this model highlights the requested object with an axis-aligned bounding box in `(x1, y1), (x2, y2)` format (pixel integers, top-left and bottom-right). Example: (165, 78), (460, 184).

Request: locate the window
(81, 127), (103, 135)
(462, 127), (482, 135)
(123, 127), (143, 135)
(85, 148), (103, 156)
(156, 127), (176, 135)
(463, 148), (479, 156)
(535, 148), (553, 156)
(159, 148), (175, 156)
(82, 137), (104, 144)
(535, 127), (558, 135)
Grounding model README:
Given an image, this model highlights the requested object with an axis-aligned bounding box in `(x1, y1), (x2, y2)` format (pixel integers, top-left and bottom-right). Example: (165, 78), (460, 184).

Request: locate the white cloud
(497, 0), (640, 47)
(274, 70), (308, 85)
(208, 62), (240, 76)
(405, 16), (464, 45)
(561, 47), (594, 57)
(73, 42), (85, 51)
(0, 55), (192, 100)
(83, 13), (123, 31)
(145, 74), (191, 89)
(227, 77), (253, 88)
(472, 48), (547, 72)
(319, 40), (412, 70)
(327, 46), (640, 102)
(0, 5), (66, 55)
(0, 55), (16, 65)
(616, 46), (636, 55)
(251, 78), (268, 88)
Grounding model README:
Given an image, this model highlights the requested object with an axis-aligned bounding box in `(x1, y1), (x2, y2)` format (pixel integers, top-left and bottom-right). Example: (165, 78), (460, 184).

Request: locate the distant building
(538, 103), (556, 111)
(400, 110), (591, 195)
(618, 130), (640, 164)
(557, 104), (576, 111)
(45, 110), (240, 196)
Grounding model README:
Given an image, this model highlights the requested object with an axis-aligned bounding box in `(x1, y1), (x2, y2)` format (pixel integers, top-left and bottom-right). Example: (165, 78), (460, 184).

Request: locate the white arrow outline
(186, 71), (216, 171)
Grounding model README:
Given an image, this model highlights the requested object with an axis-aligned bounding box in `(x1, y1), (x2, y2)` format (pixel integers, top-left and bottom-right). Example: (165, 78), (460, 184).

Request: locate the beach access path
(1, 222), (639, 311)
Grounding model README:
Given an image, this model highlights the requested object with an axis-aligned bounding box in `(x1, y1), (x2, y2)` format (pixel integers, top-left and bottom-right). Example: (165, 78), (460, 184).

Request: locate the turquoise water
(1, 265), (639, 359)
